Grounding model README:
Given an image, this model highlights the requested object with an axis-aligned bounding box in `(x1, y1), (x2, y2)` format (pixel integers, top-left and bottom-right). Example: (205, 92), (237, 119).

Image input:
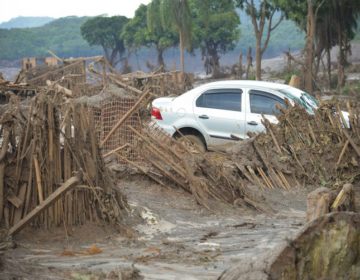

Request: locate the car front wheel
(177, 134), (206, 153)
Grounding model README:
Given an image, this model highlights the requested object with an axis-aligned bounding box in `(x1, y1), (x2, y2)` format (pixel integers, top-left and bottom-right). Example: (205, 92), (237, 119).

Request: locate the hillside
(0, 17), (101, 61)
(0, 13), (305, 69)
(0, 16), (54, 29)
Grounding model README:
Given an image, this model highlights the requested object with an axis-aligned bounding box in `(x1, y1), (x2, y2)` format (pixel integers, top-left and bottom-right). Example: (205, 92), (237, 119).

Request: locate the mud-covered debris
(219, 212), (360, 280)
(0, 83), (129, 237)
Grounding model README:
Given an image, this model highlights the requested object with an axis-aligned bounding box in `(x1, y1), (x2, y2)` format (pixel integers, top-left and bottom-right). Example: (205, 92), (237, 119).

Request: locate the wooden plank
(8, 172), (82, 236)
(7, 194), (22, 208)
(13, 183), (27, 224)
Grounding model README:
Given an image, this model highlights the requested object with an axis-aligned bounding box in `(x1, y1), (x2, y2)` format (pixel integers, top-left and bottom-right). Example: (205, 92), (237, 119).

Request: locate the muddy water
(4, 181), (307, 279)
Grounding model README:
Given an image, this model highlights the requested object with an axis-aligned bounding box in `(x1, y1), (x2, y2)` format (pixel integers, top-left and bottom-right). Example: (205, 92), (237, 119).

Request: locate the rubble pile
(229, 100), (360, 189)
(125, 99), (360, 210)
(0, 83), (128, 239)
(119, 70), (193, 97)
(119, 123), (264, 210)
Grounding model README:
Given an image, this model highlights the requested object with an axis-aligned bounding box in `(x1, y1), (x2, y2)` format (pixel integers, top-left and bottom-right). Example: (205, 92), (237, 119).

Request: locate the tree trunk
(255, 34), (262, 80)
(337, 24), (346, 89)
(246, 47), (252, 79)
(327, 48), (331, 89)
(179, 32), (185, 74)
(157, 47), (165, 70)
(209, 48), (220, 78)
(238, 52), (243, 79)
(304, 0), (315, 93)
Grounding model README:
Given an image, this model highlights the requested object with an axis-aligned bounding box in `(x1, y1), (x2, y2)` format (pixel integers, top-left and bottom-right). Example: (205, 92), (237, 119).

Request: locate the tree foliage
(123, 3), (178, 68)
(146, 1), (178, 67)
(191, 0), (240, 76)
(273, 0), (360, 89)
(159, 0), (192, 73)
(81, 16), (129, 66)
(122, 5), (150, 52)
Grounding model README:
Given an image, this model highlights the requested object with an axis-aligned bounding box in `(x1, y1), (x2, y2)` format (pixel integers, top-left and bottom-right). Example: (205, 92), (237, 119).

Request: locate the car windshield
(279, 89), (319, 114)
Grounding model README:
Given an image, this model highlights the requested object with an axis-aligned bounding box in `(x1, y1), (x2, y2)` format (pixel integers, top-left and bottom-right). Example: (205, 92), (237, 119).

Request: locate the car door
(245, 89), (286, 135)
(193, 88), (246, 146)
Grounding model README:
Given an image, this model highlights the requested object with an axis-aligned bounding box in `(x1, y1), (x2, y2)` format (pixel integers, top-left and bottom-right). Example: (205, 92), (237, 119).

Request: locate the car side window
(249, 90), (285, 115)
(196, 89), (242, 112)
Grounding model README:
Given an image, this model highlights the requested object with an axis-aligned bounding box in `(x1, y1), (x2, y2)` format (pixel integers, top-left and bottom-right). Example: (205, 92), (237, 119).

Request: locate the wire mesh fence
(90, 97), (141, 161)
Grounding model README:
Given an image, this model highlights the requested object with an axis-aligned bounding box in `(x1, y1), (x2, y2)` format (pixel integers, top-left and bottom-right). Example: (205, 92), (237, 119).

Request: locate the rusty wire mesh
(91, 97), (141, 161)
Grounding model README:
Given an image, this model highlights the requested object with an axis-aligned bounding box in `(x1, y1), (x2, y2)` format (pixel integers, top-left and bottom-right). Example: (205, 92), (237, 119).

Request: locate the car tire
(178, 134), (206, 153)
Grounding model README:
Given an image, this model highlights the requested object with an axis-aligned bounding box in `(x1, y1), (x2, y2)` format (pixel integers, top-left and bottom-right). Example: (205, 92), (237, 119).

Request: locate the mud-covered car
(150, 80), (346, 151)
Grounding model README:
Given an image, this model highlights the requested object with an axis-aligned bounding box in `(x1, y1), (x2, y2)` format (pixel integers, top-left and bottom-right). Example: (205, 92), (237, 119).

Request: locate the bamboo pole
(33, 156), (44, 203)
(336, 140), (349, 167)
(129, 126), (187, 178)
(0, 163), (5, 223)
(103, 143), (130, 158)
(343, 129), (360, 157)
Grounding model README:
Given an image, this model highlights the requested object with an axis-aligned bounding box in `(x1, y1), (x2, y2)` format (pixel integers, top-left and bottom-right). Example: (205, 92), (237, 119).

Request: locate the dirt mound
(218, 212), (360, 280)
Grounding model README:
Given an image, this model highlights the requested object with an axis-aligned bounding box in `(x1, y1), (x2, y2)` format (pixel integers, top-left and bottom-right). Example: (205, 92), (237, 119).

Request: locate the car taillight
(151, 107), (163, 120)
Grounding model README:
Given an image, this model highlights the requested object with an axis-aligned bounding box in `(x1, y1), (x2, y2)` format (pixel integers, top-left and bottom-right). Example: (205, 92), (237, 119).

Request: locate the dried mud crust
(2, 177), (308, 280)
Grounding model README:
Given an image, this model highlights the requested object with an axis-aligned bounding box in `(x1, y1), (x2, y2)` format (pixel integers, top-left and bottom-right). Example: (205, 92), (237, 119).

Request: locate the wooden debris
(0, 83), (129, 235)
(9, 172), (83, 236)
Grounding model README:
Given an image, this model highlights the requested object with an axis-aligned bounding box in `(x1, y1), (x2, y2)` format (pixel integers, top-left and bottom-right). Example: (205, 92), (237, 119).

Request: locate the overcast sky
(0, 0), (151, 23)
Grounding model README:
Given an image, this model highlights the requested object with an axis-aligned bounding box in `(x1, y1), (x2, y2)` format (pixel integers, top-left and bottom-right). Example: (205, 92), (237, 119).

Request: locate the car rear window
(196, 89), (242, 111)
(250, 90), (285, 115)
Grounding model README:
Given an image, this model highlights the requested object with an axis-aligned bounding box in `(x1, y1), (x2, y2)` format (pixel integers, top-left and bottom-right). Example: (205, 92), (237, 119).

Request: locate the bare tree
(236, 0), (283, 80)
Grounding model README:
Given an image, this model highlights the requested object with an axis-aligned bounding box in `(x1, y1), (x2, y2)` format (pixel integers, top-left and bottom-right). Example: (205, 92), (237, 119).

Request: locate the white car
(150, 80), (321, 151)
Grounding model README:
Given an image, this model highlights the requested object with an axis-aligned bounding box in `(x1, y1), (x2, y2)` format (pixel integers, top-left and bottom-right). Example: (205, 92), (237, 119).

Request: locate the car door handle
(199, 115), (209, 119)
(247, 121), (258, 126)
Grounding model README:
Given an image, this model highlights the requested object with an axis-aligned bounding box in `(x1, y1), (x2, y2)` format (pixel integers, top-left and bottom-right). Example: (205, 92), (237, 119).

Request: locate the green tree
(159, 0), (192, 73)
(274, 0), (360, 91)
(81, 16), (129, 67)
(122, 5), (149, 54)
(328, 0), (360, 88)
(146, 1), (178, 68)
(191, 0), (240, 77)
(235, 0), (283, 81)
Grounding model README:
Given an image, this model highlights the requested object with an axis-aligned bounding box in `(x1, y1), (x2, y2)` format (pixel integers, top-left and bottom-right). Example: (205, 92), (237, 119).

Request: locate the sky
(0, 0), (151, 23)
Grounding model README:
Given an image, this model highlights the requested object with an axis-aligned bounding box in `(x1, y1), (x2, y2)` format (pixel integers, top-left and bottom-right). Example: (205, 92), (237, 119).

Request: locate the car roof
(194, 80), (304, 98)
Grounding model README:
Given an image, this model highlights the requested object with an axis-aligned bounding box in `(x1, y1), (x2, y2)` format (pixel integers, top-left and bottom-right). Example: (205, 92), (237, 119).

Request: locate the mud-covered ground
(1, 176), (310, 280)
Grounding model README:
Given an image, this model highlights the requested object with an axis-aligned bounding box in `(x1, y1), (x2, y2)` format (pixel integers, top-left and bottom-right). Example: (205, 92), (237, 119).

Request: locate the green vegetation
(0, 17), (101, 61)
(159, 0), (193, 73)
(0, 16), (54, 29)
(192, 0), (240, 76)
(0, 0), (359, 80)
(81, 16), (129, 66)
